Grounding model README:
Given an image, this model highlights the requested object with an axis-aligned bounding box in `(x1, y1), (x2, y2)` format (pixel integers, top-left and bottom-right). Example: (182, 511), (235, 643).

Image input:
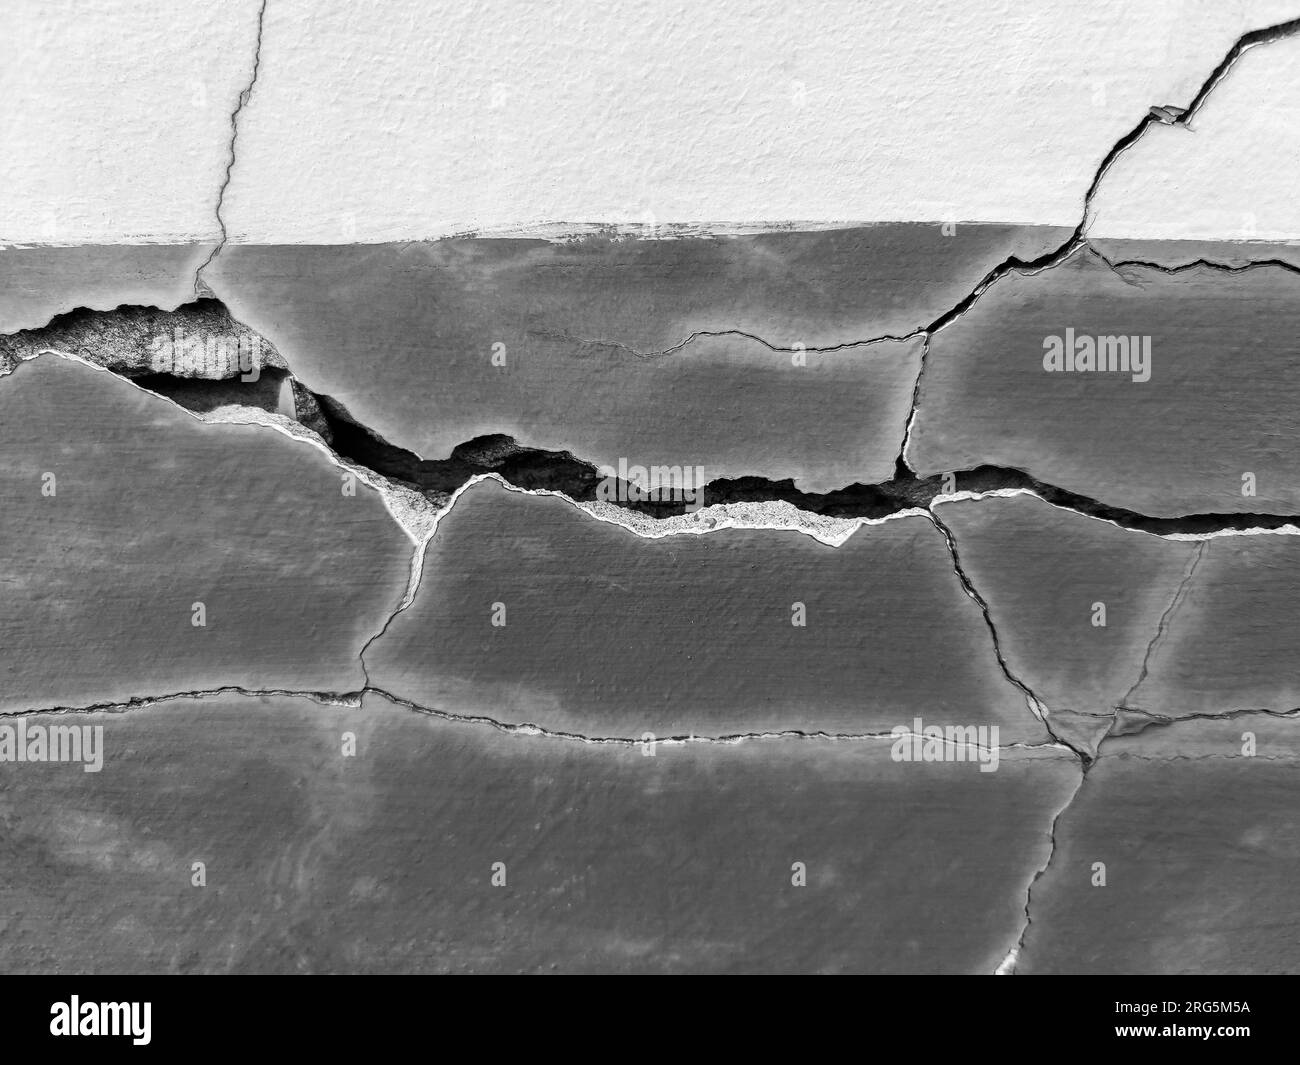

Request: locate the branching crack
(924, 508), (1091, 763)
(12, 16), (1300, 541)
(894, 14), (1300, 475)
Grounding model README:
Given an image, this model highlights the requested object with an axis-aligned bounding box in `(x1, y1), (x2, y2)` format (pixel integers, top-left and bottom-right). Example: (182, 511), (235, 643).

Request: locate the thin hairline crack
(996, 768), (1087, 975)
(1117, 541), (1206, 710)
(0, 685), (1071, 752)
(192, 0), (268, 297)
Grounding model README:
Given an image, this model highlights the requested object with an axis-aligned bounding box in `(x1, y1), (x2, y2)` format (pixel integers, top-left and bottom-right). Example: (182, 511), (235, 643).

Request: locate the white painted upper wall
(1, 0), (261, 244)
(3, 0), (1298, 244)
(1089, 31), (1300, 240)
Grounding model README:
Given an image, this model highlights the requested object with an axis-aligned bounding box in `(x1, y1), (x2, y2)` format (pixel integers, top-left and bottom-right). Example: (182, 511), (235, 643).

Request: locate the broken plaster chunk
(364, 477), (1050, 743)
(0, 298), (287, 381)
(0, 354), (411, 711)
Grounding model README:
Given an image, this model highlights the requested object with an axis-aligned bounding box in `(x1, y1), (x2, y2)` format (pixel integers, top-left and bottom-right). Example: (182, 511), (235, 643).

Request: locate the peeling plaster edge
(933, 488), (1300, 541)
(13, 351), (1300, 551)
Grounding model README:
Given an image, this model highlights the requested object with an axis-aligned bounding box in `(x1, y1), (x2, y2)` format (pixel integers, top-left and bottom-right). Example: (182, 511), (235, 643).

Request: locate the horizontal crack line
(0, 685), (1070, 753)
(9, 685), (1286, 758)
(529, 326), (922, 358)
(1116, 705), (1300, 724)
(9, 343), (1300, 546)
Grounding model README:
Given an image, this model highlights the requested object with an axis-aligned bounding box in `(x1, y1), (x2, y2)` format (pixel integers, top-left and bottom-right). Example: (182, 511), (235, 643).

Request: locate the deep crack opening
(8, 300), (1300, 536)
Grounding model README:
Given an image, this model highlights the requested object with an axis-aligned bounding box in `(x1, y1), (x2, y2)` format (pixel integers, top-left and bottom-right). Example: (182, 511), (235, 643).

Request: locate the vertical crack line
(357, 533), (433, 687)
(996, 768), (1087, 975)
(926, 509), (1041, 710)
(193, 0), (268, 296)
(895, 333), (930, 472)
(927, 508), (1090, 765)
(1118, 540), (1206, 710)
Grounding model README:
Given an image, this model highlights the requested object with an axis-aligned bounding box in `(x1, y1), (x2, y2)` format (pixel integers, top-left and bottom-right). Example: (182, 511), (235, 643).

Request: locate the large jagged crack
(1179, 16), (1300, 119)
(7, 17), (1300, 754)
(8, 305), (1300, 543)
(10, 20), (1300, 542)
(192, 0), (268, 296)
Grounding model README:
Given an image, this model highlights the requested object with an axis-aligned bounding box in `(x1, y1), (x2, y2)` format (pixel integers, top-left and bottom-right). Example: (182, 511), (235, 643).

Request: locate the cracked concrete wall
(6, 1), (1300, 981)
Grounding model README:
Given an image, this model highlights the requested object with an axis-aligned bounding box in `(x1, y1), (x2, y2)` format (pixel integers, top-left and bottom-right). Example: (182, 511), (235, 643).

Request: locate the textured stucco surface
(0, 355), (412, 710)
(6, 0), (1300, 244)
